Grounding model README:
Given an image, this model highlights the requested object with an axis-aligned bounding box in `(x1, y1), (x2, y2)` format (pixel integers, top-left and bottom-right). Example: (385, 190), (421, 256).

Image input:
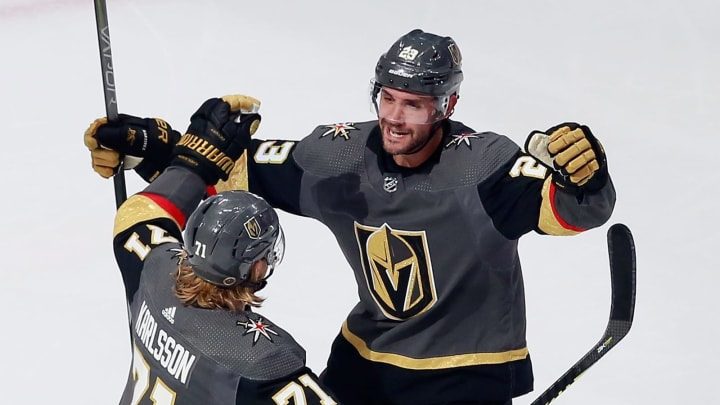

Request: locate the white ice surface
(1, 0), (718, 403)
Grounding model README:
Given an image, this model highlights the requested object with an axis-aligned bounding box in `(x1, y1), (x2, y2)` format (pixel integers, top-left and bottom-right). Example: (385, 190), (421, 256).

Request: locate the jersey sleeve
(112, 167), (209, 303)
(479, 150), (616, 240)
(245, 138), (305, 215)
(236, 367), (340, 405)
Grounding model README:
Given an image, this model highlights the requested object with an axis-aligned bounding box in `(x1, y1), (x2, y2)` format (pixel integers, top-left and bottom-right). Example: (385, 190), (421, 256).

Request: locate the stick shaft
(93, 0), (127, 208)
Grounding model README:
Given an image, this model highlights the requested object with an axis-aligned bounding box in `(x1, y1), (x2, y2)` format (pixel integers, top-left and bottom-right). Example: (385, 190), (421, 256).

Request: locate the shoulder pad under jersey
(433, 120), (521, 189)
(138, 260), (308, 381)
(224, 311), (307, 380)
(293, 120), (376, 177)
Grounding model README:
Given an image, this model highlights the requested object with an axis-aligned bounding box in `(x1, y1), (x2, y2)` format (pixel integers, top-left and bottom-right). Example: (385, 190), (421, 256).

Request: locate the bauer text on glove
(83, 114), (181, 181)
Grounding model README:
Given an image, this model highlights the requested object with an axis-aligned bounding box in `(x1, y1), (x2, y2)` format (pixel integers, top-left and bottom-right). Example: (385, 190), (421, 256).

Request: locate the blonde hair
(173, 252), (265, 312)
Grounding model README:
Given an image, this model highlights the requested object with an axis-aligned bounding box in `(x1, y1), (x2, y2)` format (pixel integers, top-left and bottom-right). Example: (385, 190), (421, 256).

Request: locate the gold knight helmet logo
(244, 217), (262, 239)
(355, 222), (437, 320)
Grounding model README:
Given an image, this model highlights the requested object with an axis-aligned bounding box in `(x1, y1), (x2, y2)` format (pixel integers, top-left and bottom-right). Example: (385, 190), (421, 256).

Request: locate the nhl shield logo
(384, 176), (398, 193)
(354, 222), (437, 320)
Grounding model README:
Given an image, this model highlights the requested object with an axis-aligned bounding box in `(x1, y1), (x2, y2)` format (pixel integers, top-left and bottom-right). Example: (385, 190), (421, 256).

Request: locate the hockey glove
(525, 122), (608, 192)
(169, 95), (261, 185)
(83, 114), (181, 182)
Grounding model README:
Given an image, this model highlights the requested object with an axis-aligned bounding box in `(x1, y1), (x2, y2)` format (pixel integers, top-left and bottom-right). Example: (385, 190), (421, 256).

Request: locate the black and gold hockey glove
(525, 122), (608, 192)
(83, 114), (181, 182)
(170, 95), (261, 185)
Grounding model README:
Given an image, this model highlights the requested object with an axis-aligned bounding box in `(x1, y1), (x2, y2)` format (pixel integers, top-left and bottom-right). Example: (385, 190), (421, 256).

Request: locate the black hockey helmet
(183, 191), (285, 289)
(371, 29), (464, 120)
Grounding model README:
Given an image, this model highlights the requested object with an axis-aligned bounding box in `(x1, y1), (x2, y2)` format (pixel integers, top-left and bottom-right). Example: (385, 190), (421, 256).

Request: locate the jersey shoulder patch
(292, 120), (376, 177)
(435, 121), (521, 188)
(137, 259), (308, 381)
(178, 308), (307, 381)
(223, 312), (307, 380)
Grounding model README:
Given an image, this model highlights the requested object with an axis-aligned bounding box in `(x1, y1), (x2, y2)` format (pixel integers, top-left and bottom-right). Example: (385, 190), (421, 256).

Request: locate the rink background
(1, 0), (718, 403)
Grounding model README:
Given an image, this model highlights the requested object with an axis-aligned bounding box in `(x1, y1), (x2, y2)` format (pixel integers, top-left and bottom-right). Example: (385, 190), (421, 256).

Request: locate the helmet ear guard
(183, 191), (284, 289)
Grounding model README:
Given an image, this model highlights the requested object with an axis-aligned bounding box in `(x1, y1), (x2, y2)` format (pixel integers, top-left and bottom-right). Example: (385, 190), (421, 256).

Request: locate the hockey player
(91, 95), (339, 404)
(85, 30), (615, 405)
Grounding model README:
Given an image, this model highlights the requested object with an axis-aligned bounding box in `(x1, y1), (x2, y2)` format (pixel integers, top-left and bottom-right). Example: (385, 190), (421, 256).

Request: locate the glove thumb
(525, 130), (554, 169)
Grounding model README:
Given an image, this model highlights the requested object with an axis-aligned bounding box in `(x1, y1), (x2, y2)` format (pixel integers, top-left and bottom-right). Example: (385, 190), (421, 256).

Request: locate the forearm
(141, 166), (209, 226)
(540, 175), (616, 234)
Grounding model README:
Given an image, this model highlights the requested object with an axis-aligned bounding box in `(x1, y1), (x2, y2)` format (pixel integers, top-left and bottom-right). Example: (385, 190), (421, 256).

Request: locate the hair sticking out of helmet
(371, 29), (463, 124)
(182, 191), (284, 289)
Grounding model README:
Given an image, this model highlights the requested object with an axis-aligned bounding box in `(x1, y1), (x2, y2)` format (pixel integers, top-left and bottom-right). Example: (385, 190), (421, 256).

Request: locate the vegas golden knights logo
(355, 222), (437, 320)
(244, 217), (261, 239)
(448, 43), (462, 65)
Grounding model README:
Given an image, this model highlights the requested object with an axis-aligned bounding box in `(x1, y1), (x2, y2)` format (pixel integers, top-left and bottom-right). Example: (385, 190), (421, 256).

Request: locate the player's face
(378, 87), (438, 157)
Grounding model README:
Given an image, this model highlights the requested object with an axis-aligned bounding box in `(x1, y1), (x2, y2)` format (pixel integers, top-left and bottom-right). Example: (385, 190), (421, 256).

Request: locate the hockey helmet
(371, 29), (464, 122)
(183, 191), (285, 289)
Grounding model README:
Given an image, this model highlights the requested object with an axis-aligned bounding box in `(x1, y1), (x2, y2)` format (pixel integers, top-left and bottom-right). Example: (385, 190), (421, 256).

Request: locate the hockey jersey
(112, 167), (338, 405)
(228, 119), (615, 403)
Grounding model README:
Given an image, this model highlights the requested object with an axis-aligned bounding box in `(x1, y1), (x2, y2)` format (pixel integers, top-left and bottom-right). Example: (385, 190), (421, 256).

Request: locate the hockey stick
(530, 223), (636, 405)
(93, 0), (127, 208)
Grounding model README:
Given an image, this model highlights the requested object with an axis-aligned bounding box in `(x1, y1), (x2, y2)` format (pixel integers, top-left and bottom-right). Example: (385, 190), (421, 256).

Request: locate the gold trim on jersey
(341, 322), (528, 369)
(113, 195), (179, 237)
(538, 178), (580, 236)
(215, 151), (249, 193)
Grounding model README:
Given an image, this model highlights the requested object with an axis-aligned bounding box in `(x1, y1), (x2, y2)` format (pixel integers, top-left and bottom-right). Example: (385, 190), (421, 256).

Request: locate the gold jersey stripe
(341, 322), (528, 369)
(113, 195), (180, 237)
(538, 177), (581, 236)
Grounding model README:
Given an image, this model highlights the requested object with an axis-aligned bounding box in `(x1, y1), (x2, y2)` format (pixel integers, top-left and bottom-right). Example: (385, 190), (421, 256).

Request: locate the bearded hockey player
(85, 29), (614, 405)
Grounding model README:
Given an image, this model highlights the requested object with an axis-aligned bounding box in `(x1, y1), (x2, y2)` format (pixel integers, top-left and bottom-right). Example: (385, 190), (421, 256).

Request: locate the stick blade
(607, 223), (636, 325)
(529, 223), (637, 405)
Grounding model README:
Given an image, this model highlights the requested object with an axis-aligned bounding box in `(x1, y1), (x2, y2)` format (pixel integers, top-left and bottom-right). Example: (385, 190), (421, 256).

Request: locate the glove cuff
(134, 158), (166, 183)
(169, 155), (232, 186)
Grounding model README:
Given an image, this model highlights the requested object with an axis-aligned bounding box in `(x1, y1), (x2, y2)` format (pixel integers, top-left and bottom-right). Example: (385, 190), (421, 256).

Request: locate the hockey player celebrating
(85, 30), (615, 405)
(89, 95), (339, 404)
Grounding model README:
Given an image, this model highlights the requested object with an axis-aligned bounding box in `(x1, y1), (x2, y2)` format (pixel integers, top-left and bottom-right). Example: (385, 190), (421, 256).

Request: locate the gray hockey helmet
(372, 29), (464, 119)
(183, 191), (285, 289)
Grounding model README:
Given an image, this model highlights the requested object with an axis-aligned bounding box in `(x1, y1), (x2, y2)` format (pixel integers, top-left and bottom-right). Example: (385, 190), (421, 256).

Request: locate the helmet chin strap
(424, 119), (445, 147)
(421, 102), (455, 152)
(416, 104), (454, 154)
(430, 118), (445, 135)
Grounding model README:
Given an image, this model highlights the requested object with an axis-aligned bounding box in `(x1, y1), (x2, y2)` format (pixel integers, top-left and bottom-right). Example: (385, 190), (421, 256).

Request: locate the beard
(380, 122), (435, 156)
